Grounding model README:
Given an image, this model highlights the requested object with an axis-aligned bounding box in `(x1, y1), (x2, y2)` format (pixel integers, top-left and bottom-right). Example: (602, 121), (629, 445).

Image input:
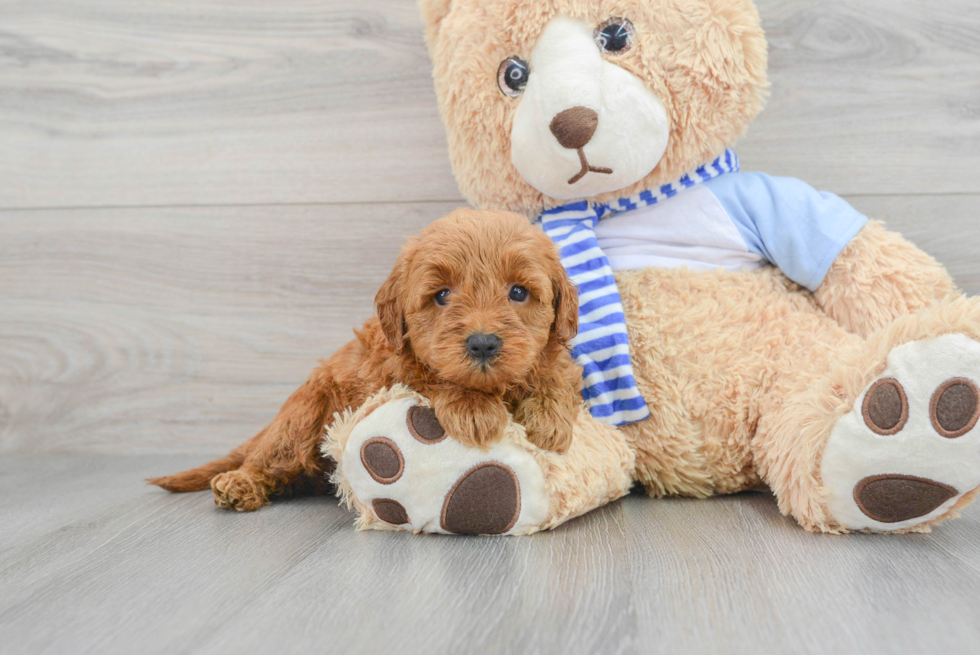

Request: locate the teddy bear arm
(813, 220), (958, 338)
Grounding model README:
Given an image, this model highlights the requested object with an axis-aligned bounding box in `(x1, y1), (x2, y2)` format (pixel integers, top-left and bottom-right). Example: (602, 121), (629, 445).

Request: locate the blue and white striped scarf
(539, 149), (740, 426)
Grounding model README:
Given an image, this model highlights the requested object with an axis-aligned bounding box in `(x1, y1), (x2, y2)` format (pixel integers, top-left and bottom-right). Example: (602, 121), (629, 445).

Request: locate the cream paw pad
(822, 334), (980, 532)
(325, 386), (550, 535)
(322, 385), (636, 536)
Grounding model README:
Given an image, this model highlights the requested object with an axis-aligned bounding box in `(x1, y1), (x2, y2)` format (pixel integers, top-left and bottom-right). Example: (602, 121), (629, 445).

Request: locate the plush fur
(418, 0), (980, 533)
(812, 221), (958, 337)
(612, 252), (980, 531)
(324, 384), (636, 535)
(149, 208), (582, 510)
(424, 0), (769, 216)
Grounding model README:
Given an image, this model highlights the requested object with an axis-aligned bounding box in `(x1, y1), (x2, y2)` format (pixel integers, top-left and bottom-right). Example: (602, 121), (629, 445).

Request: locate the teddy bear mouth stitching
(548, 106), (614, 184)
(568, 147), (613, 185)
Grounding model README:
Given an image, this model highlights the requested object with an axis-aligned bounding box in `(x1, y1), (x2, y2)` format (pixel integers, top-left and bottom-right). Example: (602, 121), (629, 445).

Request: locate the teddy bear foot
(821, 334), (980, 532)
(330, 394), (551, 535)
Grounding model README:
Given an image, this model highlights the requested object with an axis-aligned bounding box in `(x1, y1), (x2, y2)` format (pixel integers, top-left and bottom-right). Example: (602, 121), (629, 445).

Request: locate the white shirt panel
(593, 185), (766, 273)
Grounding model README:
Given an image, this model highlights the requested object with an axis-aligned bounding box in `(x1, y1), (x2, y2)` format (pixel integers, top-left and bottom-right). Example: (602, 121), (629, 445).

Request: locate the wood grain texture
(2, 0), (980, 209)
(0, 201), (458, 454)
(2, 454), (979, 655)
(0, 0), (459, 209)
(745, 0), (980, 194)
(2, 197), (978, 455)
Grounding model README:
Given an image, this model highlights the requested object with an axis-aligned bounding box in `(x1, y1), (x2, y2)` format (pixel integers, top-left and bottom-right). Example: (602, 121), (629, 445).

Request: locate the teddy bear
(324, 0), (980, 536)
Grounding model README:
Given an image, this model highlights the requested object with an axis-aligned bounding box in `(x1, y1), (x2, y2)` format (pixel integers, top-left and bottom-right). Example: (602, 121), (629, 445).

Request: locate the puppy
(149, 208), (582, 511)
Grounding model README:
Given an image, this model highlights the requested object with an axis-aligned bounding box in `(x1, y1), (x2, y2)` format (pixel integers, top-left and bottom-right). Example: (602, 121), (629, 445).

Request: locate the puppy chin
(430, 354), (525, 393)
(472, 356), (540, 392)
(468, 364), (513, 391)
(439, 366), (502, 392)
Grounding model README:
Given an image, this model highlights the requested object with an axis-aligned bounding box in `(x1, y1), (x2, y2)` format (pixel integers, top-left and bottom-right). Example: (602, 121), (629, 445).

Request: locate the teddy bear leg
(756, 297), (980, 533)
(323, 387), (635, 535)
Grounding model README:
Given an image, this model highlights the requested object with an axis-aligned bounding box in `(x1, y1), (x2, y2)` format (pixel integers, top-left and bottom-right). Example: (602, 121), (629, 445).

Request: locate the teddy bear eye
(497, 57), (530, 97)
(594, 17), (635, 55)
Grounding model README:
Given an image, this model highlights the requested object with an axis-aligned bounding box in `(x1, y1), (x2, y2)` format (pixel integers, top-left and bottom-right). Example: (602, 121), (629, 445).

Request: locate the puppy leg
(428, 388), (509, 450)
(210, 365), (342, 511)
(511, 354), (582, 453)
(513, 393), (577, 454)
(514, 385), (580, 455)
(148, 428), (263, 492)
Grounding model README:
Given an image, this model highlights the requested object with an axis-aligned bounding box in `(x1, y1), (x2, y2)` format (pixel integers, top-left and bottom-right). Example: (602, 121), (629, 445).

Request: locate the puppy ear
(375, 251), (410, 353)
(550, 258), (579, 347)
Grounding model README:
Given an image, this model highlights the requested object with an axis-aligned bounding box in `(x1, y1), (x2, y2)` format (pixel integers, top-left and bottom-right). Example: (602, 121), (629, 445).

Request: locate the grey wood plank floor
(3, 454), (980, 655)
(2, 0), (980, 652)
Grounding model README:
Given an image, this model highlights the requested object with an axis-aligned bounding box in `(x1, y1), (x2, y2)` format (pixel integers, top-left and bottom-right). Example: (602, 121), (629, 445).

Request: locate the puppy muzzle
(466, 333), (503, 365)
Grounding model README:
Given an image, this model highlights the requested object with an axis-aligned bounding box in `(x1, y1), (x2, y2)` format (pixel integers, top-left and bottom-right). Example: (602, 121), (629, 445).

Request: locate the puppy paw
(337, 397), (550, 535)
(211, 469), (269, 512)
(431, 394), (508, 450)
(821, 334), (980, 531)
(525, 423), (574, 454)
(516, 406), (575, 454)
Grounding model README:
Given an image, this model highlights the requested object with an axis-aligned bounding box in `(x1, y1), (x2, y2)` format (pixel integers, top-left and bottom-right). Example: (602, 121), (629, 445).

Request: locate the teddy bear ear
(418, 0), (453, 43)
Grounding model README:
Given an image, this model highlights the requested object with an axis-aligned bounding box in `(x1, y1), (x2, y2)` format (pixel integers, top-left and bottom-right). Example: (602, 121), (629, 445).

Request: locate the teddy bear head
(420, 0), (769, 217)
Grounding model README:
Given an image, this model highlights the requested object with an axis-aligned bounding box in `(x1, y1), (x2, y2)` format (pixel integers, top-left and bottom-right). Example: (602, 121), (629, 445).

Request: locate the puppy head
(376, 208), (578, 392)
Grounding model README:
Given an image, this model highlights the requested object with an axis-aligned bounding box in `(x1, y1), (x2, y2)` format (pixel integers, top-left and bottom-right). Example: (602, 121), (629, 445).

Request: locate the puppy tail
(147, 451), (246, 493)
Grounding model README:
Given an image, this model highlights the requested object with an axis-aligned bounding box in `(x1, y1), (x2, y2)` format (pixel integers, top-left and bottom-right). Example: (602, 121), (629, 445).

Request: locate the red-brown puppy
(150, 208), (582, 511)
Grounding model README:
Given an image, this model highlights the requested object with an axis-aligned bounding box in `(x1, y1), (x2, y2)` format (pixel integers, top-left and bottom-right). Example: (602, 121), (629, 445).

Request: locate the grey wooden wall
(3, 0), (979, 456)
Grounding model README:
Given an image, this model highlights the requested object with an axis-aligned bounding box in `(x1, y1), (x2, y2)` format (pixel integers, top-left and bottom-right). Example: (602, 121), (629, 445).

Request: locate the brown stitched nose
(549, 106), (598, 150)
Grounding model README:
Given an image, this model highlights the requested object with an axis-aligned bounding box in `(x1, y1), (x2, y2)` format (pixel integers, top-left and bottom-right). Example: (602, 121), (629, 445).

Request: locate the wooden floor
(4, 454), (980, 655)
(2, 0), (980, 653)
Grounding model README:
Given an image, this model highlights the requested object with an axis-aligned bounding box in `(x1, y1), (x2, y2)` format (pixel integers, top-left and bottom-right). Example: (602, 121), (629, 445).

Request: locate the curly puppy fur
(149, 208), (582, 511)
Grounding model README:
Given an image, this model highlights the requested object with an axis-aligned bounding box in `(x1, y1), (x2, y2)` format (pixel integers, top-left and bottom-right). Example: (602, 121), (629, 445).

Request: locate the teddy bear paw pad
(821, 334), (980, 531)
(340, 396), (549, 535)
(441, 463), (521, 534)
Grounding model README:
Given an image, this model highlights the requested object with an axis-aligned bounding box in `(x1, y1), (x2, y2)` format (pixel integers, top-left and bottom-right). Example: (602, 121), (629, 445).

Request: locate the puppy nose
(466, 333), (502, 363)
(549, 106), (599, 150)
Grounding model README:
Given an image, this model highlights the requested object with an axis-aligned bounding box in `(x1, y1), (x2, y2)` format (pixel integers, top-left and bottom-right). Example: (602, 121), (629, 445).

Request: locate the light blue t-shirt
(593, 171), (868, 291)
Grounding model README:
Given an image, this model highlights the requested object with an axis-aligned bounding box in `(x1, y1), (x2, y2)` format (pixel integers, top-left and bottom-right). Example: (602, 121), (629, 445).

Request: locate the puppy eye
(508, 285), (529, 302)
(434, 289), (451, 306)
(594, 17), (635, 55)
(497, 56), (530, 97)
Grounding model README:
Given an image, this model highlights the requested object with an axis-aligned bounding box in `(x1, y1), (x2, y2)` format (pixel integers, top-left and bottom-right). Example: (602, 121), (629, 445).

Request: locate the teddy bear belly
(613, 265), (861, 498)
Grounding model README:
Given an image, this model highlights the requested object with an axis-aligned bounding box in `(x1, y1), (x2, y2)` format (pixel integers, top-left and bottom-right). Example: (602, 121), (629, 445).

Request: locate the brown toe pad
(360, 437), (404, 484)
(931, 378), (980, 439)
(407, 406), (447, 444)
(854, 474), (957, 523)
(862, 378), (909, 436)
(372, 498), (410, 525)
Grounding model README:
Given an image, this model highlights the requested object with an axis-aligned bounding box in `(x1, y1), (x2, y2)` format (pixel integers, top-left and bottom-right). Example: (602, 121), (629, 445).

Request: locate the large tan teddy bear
(328, 0), (980, 536)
